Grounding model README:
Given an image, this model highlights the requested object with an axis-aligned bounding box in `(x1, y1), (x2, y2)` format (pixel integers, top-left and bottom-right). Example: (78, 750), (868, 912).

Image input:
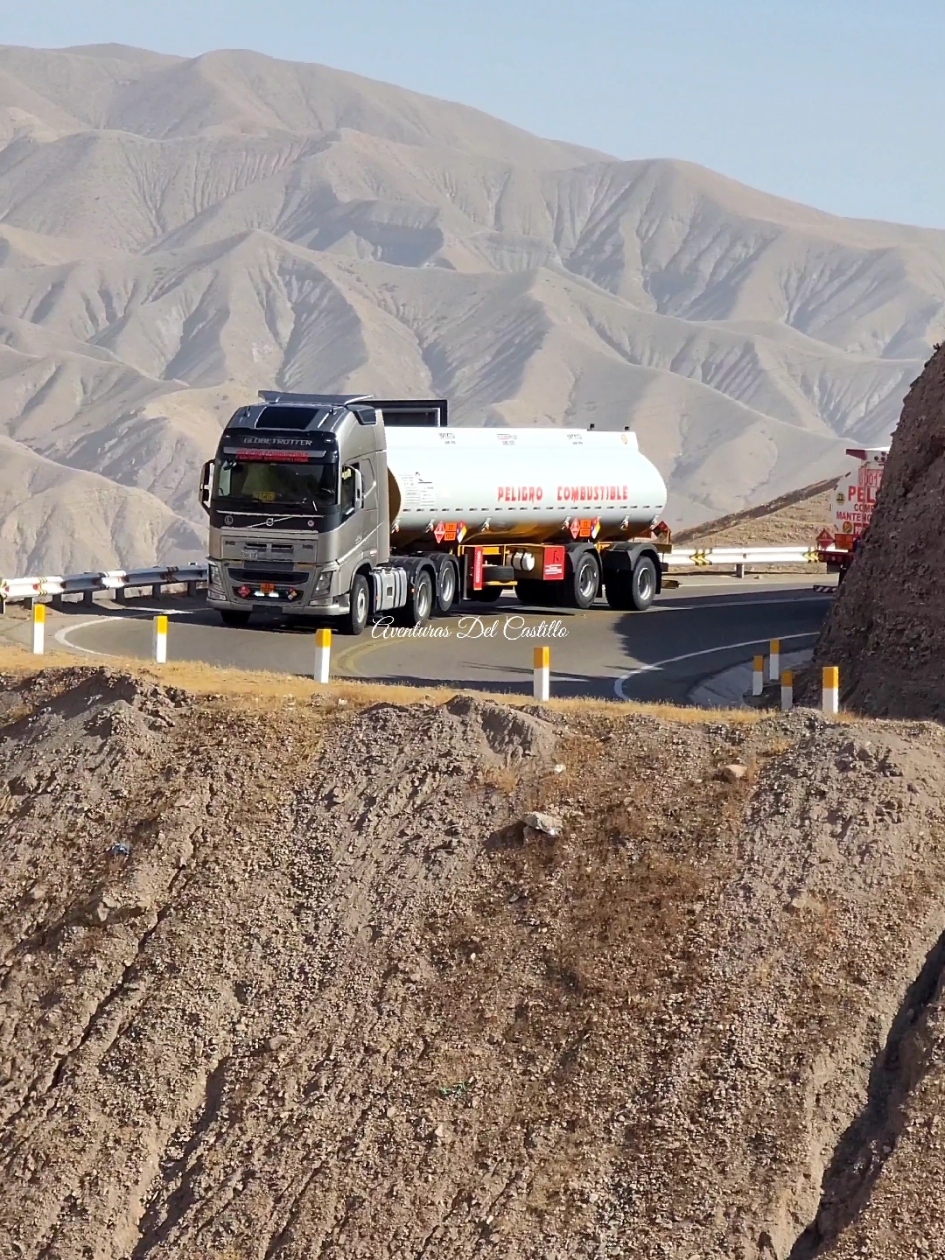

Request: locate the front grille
(229, 568), (309, 584)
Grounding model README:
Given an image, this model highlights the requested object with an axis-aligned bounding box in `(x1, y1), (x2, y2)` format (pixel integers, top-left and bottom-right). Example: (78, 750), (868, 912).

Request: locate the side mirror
(354, 468), (364, 509)
(200, 460), (212, 514)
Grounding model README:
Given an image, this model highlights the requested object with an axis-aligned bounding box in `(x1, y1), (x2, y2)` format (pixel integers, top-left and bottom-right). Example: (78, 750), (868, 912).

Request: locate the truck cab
(201, 393), (447, 634)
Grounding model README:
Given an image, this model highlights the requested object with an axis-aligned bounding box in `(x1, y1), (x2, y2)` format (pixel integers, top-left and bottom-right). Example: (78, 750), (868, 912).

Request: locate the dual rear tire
(604, 555), (658, 612)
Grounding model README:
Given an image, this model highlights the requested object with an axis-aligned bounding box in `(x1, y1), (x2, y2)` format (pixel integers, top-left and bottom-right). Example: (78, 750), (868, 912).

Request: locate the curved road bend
(51, 575), (836, 704)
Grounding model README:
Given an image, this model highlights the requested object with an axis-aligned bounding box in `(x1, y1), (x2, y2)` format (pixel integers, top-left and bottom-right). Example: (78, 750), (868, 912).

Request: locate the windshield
(212, 458), (338, 511)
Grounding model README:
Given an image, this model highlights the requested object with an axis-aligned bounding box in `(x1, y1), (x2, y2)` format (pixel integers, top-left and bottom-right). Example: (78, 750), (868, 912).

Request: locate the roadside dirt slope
(809, 344), (945, 718)
(3, 667), (945, 1257)
(676, 477), (838, 548)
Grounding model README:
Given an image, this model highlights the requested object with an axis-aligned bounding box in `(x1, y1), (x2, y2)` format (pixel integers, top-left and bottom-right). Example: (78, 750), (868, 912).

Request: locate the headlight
(313, 569), (334, 595)
(208, 562), (224, 593)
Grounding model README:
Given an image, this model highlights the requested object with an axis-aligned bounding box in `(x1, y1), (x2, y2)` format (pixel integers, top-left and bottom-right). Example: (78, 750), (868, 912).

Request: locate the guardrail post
(533, 645), (551, 701)
(768, 639), (781, 682)
(822, 666), (839, 717)
(315, 628), (332, 683)
(82, 590), (95, 608)
(752, 655), (764, 697)
(153, 614), (168, 664)
(114, 587), (127, 605)
(735, 562), (745, 579)
(781, 669), (794, 711)
(186, 581), (199, 599)
(32, 604), (46, 655)
(151, 583), (162, 600)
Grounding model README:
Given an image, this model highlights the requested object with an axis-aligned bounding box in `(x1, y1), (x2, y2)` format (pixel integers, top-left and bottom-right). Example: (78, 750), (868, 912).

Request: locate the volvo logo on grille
(225, 515), (234, 525)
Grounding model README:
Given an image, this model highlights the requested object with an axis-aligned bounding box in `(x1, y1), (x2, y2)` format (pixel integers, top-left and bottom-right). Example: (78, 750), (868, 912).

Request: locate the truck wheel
(396, 570), (434, 627)
(516, 579), (544, 605)
(343, 573), (371, 636)
(220, 610), (251, 628)
(435, 560), (458, 615)
(568, 552), (600, 610)
(604, 578), (633, 611)
(630, 556), (658, 610)
(467, 586), (503, 604)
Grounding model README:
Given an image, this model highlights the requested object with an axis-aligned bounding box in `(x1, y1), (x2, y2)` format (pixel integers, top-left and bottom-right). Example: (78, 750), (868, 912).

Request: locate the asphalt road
(42, 575), (836, 703)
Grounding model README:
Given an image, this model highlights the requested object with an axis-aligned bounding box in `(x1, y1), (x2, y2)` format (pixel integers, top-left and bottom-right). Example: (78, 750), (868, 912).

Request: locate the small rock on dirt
(523, 811), (563, 837)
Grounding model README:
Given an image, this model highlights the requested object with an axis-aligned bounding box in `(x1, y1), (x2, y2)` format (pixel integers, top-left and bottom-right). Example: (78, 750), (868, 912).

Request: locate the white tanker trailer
(201, 393), (671, 635)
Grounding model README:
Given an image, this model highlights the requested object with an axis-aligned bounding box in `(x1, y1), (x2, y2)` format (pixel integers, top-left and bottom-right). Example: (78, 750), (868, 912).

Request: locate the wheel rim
(578, 559), (597, 601)
(440, 566), (455, 606)
(357, 586), (368, 623)
(636, 567), (654, 602)
(418, 577), (433, 619)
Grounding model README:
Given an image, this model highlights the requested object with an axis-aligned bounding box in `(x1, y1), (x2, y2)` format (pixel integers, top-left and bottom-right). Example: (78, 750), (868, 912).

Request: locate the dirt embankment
(809, 344), (945, 718)
(3, 668), (945, 1258)
(676, 478), (838, 548)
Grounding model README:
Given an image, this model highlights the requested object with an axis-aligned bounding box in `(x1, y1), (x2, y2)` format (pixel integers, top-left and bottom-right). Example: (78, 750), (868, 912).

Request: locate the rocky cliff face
(810, 344), (945, 719)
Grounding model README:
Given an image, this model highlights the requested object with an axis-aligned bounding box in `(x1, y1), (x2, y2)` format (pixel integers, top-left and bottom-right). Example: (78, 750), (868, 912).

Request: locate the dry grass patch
(0, 640), (770, 726)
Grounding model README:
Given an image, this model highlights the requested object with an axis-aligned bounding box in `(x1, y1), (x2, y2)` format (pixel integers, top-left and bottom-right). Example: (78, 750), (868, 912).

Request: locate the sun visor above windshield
(221, 433), (338, 461)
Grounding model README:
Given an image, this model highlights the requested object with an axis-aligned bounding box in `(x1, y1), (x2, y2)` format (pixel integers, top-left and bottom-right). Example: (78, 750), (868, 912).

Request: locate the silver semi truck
(200, 392), (671, 635)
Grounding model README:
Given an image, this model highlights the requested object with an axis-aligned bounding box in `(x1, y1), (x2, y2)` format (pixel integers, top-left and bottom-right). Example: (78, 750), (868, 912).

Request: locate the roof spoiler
(258, 391), (374, 406)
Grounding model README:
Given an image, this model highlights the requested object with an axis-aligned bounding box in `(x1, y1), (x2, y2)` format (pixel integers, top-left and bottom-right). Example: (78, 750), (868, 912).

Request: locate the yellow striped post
(32, 603), (46, 655)
(781, 668), (793, 712)
(822, 666), (839, 717)
(533, 645), (551, 701)
(153, 614), (168, 664)
(752, 654), (765, 697)
(315, 627), (332, 683)
(769, 638), (781, 682)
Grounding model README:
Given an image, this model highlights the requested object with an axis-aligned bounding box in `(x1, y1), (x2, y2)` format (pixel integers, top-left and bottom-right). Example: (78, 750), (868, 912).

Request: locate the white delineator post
(781, 668), (794, 712)
(752, 654), (764, 697)
(533, 645), (550, 702)
(769, 638), (781, 683)
(315, 627), (332, 684)
(153, 614), (168, 664)
(32, 603), (46, 655)
(822, 666), (839, 717)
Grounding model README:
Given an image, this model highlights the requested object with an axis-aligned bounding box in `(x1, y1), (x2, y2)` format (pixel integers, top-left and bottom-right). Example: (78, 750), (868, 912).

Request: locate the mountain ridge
(0, 43), (943, 572)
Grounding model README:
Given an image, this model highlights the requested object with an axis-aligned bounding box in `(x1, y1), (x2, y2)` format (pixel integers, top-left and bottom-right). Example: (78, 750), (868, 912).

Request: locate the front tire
(220, 610), (251, 628)
(342, 573), (371, 636)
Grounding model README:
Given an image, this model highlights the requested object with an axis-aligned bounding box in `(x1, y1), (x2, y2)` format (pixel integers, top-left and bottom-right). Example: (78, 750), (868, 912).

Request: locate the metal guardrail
(665, 546), (821, 568)
(0, 546), (822, 611)
(0, 565), (208, 612)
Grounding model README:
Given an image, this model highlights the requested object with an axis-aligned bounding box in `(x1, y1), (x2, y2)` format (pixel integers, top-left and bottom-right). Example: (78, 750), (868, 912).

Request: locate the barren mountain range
(1, 42), (944, 575)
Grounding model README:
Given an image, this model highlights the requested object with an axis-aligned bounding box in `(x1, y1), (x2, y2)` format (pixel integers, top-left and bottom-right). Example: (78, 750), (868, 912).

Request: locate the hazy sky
(4, 0), (943, 227)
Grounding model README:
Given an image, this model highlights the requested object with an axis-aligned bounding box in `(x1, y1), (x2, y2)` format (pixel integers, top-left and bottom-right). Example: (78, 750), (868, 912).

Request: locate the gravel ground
(2, 666), (945, 1258)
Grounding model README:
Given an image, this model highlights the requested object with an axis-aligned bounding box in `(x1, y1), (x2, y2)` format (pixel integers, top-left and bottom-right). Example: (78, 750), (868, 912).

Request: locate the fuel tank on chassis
(385, 428), (667, 545)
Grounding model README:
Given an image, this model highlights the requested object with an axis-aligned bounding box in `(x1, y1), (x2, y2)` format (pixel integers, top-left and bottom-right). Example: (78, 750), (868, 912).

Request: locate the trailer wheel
(342, 573), (371, 636)
(396, 569), (434, 627)
(515, 579), (544, 606)
(220, 610), (251, 628)
(435, 560), (458, 615)
(604, 578), (633, 611)
(630, 556), (657, 610)
(568, 552), (600, 610)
